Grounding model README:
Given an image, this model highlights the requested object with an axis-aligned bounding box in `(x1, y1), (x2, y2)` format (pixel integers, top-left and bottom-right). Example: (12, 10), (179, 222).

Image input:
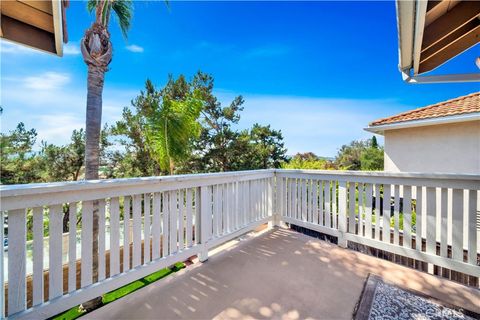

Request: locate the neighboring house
(366, 92), (480, 174)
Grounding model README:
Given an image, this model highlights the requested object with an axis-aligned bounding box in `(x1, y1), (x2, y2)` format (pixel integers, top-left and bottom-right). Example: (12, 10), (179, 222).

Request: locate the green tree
(282, 152), (336, 170)
(360, 136), (383, 171)
(145, 89), (203, 175)
(0, 123), (41, 184)
(109, 81), (162, 178)
(111, 77), (203, 176)
(188, 72), (246, 172)
(39, 129), (85, 182)
(335, 136), (384, 171)
(242, 124), (287, 169)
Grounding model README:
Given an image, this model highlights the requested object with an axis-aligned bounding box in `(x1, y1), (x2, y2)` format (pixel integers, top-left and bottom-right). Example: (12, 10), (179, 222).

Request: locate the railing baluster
(162, 192), (169, 257)
(178, 190), (185, 250)
(440, 188), (448, 258)
(110, 197), (120, 276)
(132, 195), (142, 268)
(268, 178), (273, 224)
(338, 181), (347, 247)
(393, 185), (400, 245)
(194, 189), (200, 246)
(330, 180), (338, 229)
(223, 184), (228, 234)
(68, 203), (78, 292)
(81, 201), (93, 287)
(228, 183), (233, 230)
(365, 184), (373, 239)
(213, 185), (220, 237)
(325, 181), (331, 228)
(289, 179), (293, 219)
(98, 199), (106, 281)
(426, 187), (437, 257)
(452, 189), (464, 261)
(152, 193), (161, 260)
(186, 189), (193, 247)
(374, 184), (381, 240)
(319, 181), (324, 226)
(358, 183), (364, 236)
(348, 182), (355, 233)
(32, 207), (44, 305)
(416, 186), (423, 251)
(144, 193), (151, 263)
(403, 186), (412, 248)
(123, 196), (131, 272)
(301, 179), (307, 222)
(169, 190), (178, 255)
(199, 186), (212, 262)
(235, 181), (240, 228)
(313, 180), (319, 225)
(8, 209), (26, 315)
(383, 184), (391, 243)
(49, 204), (63, 299)
(467, 189), (477, 264)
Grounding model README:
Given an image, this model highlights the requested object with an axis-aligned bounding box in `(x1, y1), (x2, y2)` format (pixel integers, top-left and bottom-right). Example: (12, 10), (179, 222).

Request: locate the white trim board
(365, 112), (480, 135)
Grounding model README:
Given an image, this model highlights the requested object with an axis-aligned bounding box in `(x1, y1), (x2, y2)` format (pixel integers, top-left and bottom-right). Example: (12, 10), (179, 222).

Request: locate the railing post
(273, 174), (283, 227)
(338, 181), (348, 248)
(268, 176), (277, 228)
(198, 186), (211, 262)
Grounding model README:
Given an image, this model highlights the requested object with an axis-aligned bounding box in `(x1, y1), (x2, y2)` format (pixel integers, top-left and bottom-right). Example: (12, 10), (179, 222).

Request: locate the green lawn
(52, 262), (185, 320)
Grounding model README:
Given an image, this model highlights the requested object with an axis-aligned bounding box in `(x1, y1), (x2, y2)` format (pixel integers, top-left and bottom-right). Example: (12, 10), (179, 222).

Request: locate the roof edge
(365, 112), (480, 135)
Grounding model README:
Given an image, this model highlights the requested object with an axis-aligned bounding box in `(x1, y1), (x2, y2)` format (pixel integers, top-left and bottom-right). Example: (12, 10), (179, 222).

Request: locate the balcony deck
(87, 228), (480, 320)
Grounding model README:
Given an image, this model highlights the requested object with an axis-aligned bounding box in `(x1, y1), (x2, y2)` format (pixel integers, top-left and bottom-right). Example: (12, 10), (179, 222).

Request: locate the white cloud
(126, 44), (144, 53)
(0, 40), (38, 54)
(63, 43), (81, 55)
(35, 114), (85, 143)
(24, 72), (71, 90)
(1, 73), (140, 147)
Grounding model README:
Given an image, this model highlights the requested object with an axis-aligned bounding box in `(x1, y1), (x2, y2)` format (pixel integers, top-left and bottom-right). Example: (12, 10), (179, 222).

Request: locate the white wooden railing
(276, 170), (480, 278)
(0, 169), (479, 319)
(0, 170), (274, 319)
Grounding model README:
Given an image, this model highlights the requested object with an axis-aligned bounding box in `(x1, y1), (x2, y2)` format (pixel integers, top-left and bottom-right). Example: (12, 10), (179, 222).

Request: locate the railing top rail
(274, 169), (480, 181)
(0, 169), (275, 198)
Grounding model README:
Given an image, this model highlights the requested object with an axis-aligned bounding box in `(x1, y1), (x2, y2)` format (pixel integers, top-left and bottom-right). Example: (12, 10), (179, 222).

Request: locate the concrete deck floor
(87, 228), (480, 320)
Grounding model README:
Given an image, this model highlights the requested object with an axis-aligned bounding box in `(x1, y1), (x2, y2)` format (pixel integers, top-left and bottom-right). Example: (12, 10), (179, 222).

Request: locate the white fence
(0, 169), (479, 319)
(276, 170), (480, 278)
(0, 170), (274, 319)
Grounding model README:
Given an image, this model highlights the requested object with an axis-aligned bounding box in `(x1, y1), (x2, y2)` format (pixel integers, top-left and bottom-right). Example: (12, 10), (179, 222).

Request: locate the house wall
(384, 120), (480, 174)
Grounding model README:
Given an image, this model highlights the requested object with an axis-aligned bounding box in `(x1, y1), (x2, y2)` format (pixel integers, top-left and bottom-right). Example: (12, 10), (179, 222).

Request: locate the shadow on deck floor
(87, 228), (480, 320)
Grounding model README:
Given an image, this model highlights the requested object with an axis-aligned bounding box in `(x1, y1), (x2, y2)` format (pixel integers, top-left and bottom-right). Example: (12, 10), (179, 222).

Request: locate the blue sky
(1, 1), (478, 157)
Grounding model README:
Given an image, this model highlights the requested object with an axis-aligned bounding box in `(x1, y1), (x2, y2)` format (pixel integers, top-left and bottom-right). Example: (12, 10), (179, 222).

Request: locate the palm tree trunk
(81, 54), (107, 312)
(85, 65), (104, 181)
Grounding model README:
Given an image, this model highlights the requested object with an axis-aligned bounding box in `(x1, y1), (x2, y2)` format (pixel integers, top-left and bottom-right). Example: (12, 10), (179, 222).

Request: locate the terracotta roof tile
(370, 92), (480, 126)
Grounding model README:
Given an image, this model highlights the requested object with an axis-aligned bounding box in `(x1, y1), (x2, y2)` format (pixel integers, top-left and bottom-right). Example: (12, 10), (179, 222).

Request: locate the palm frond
(111, 0), (133, 39)
(86, 0), (97, 13)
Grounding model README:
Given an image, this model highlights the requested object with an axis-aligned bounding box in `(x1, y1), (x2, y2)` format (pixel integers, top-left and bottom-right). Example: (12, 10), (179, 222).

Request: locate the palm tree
(81, 0), (132, 310)
(145, 85), (203, 175)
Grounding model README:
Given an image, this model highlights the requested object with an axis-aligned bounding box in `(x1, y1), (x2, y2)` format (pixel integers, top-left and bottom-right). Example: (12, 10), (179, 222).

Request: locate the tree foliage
(282, 152), (335, 170)
(0, 123), (40, 184)
(335, 136), (384, 171)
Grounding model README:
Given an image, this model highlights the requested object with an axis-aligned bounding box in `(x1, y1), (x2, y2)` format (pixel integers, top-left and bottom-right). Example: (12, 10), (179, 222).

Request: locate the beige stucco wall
(384, 120), (480, 174)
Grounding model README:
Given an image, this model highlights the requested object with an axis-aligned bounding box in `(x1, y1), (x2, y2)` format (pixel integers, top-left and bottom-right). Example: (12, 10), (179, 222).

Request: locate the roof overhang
(365, 112), (480, 134)
(0, 0), (67, 56)
(396, 0), (480, 83)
